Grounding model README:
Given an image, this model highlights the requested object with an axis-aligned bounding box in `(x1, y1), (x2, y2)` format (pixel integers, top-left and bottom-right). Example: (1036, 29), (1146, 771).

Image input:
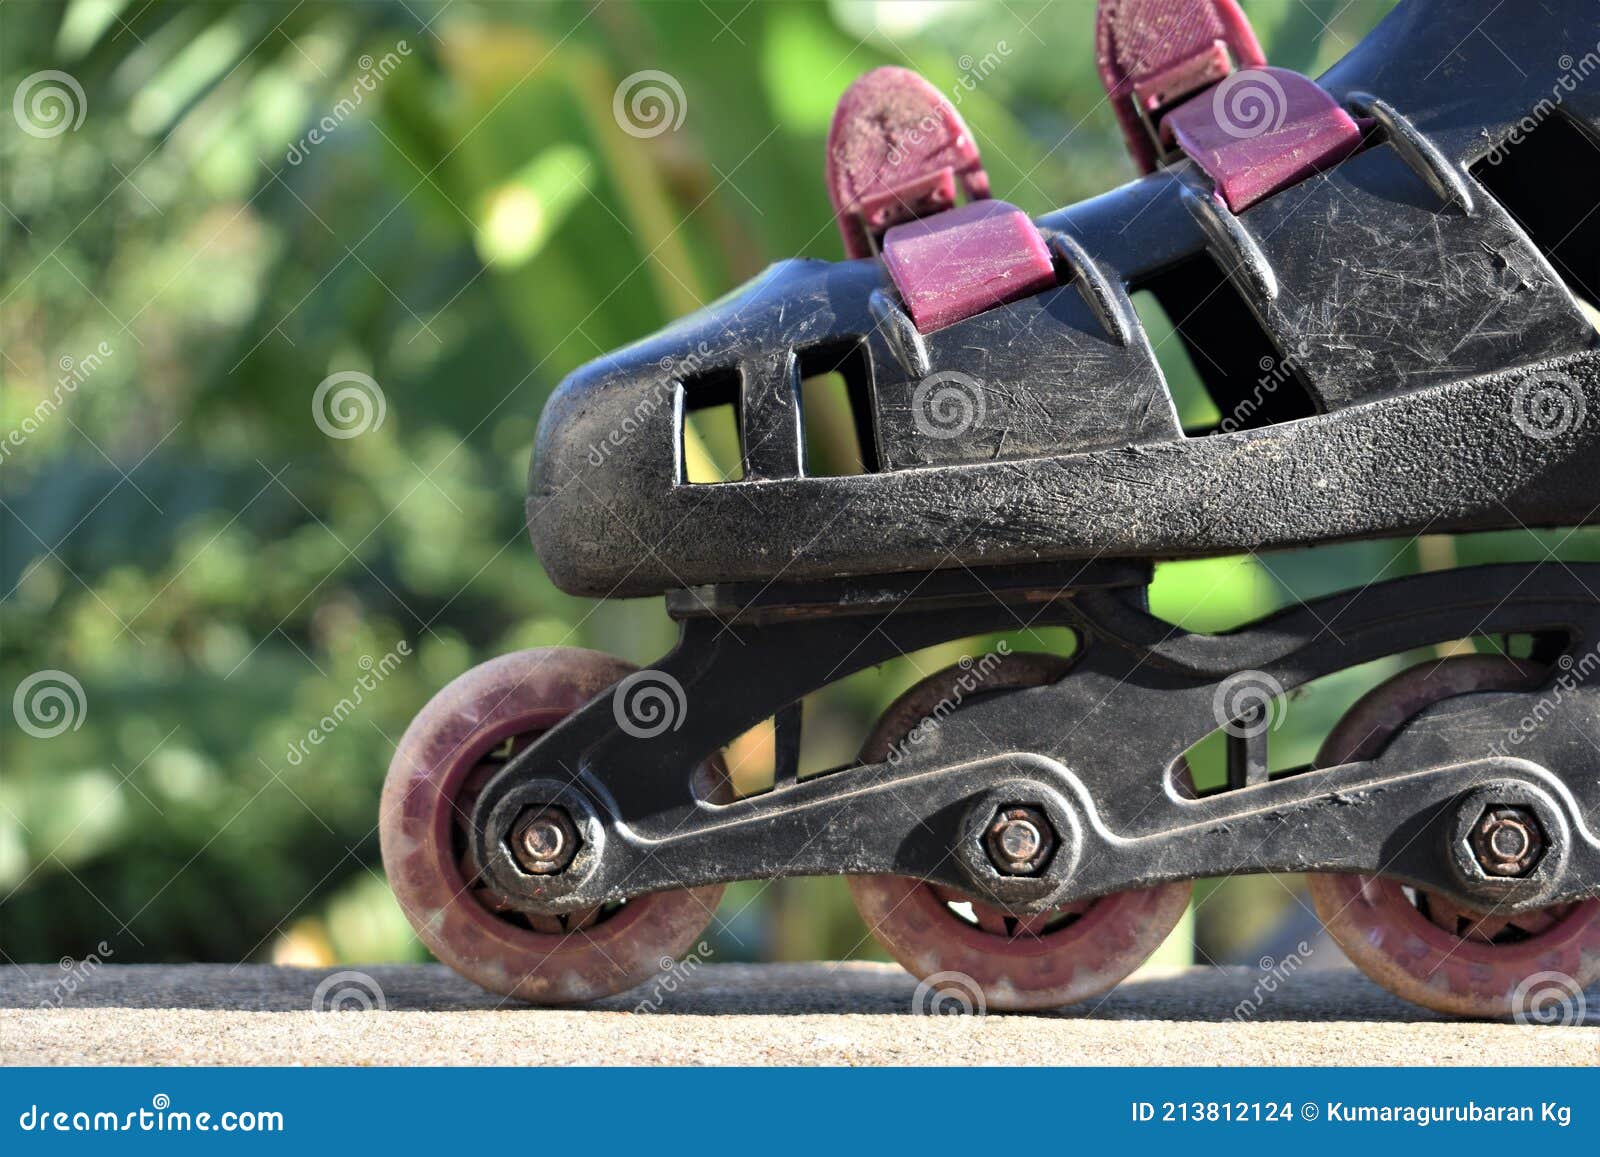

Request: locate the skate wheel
(847, 653), (1192, 1011)
(379, 648), (725, 1004)
(1306, 655), (1600, 1019)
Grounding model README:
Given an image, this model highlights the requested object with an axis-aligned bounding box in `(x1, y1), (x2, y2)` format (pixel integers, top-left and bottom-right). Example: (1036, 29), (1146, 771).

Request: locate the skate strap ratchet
(1163, 67), (1364, 211)
(826, 67), (992, 260)
(1097, 0), (1266, 172)
(1097, 0), (1364, 211)
(879, 199), (1055, 333)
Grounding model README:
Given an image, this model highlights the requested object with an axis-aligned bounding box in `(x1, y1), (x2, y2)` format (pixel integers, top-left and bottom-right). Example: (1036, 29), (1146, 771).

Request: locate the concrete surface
(4, 963), (1597, 1066)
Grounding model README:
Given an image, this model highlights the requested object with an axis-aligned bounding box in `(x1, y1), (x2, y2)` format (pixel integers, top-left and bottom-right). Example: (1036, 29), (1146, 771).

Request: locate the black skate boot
(382, 0), (1600, 1017)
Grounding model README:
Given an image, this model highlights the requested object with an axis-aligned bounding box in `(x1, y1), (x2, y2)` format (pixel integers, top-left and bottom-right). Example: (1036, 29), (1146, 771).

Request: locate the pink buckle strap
(1096, 0), (1266, 173)
(826, 67), (991, 260)
(1163, 67), (1364, 211)
(880, 200), (1056, 334)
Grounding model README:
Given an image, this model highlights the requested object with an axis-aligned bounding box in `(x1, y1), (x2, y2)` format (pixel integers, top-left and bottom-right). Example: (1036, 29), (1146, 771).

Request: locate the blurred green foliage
(8, 0), (1599, 977)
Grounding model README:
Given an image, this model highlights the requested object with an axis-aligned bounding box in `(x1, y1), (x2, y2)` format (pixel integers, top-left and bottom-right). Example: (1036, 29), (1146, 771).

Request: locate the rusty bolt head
(509, 806), (580, 875)
(1469, 805), (1545, 878)
(983, 805), (1055, 876)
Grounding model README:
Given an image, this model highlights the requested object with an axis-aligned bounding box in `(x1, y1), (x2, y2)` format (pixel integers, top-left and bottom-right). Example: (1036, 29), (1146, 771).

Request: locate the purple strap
(1163, 66), (1364, 211)
(1096, 0), (1267, 173)
(881, 200), (1056, 334)
(826, 67), (991, 260)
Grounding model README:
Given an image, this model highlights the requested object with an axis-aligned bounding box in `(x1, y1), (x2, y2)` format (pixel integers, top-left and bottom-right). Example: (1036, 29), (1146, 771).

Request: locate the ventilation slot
(798, 341), (879, 476)
(1131, 252), (1317, 437)
(1472, 111), (1600, 316)
(680, 367), (744, 484)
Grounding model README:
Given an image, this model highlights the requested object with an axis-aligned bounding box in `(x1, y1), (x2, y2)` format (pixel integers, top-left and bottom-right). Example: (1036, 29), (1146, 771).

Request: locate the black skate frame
(468, 560), (1600, 920)
(470, 0), (1600, 922)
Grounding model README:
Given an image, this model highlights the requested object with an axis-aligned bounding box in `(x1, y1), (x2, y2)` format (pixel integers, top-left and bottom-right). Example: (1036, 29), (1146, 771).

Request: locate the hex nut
(952, 777), (1081, 912)
(983, 805), (1056, 876)
(508, 806), (581, 875)
(1469, 805), (1545, 878)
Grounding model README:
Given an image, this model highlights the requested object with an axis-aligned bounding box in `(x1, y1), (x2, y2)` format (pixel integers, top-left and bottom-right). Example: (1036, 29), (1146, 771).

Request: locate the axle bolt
(984, 805), (1055, 876)
(509, 806), (580, 875)
(1469, 806), (1545, 878)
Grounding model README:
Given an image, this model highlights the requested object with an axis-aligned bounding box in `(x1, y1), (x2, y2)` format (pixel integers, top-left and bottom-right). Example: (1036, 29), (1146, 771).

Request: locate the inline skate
(381, 0), (1600, 1016)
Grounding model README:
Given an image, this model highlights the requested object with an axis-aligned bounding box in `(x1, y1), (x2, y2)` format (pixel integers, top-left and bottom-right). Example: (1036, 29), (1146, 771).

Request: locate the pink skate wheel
(826, 66), (991, 259)
(1096, 0), (1267, 172)
(380, 648), (726, 1004)
(847, 653), (1192, 1011)
(1305, 655), (1600, 1019)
